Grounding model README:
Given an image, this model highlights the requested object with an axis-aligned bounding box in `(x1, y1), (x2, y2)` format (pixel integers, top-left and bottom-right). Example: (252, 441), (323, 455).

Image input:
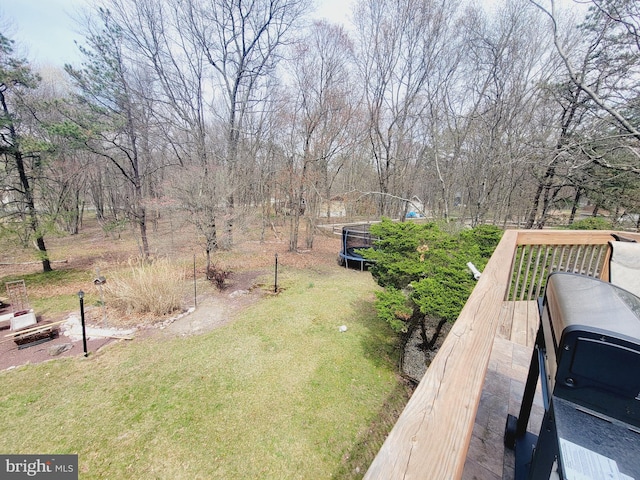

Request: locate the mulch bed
(0, 322), (113, 371)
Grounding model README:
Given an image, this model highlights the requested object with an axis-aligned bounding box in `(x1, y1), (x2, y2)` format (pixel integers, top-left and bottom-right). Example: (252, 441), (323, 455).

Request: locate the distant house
(319, 196), (346, 218)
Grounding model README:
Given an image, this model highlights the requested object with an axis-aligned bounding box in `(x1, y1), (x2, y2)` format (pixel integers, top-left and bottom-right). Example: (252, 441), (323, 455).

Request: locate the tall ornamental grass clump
(105, 257), (186, 317)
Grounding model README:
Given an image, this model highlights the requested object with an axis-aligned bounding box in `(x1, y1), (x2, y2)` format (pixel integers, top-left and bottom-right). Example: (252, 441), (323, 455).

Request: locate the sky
(1, 0), (356, 68)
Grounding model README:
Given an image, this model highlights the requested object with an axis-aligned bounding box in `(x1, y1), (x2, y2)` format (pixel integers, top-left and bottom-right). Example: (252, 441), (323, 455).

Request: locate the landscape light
(77, 290), (88, 357)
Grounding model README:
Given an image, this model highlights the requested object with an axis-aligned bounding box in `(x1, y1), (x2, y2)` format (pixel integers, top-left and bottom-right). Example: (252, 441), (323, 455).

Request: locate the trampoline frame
(338, 224), (377, 271)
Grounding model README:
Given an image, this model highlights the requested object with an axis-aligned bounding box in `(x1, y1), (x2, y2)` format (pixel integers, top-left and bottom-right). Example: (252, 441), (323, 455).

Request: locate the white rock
(229, 290), (249, 298)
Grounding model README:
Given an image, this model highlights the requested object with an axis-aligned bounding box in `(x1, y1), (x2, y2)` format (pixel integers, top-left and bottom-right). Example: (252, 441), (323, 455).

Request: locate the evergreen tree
(0, 33), (52, 272)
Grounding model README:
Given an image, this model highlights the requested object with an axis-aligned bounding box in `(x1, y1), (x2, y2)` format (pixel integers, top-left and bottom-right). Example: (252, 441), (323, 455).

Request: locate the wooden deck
(364, 230), (640, 480)
(463, 301), (544, 480)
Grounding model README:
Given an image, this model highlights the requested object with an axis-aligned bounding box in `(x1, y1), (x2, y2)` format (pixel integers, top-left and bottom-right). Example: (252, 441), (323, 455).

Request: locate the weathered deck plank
(509, 300), (538, 348)
(497, 301), (515, 344)
(463, 301), (543, 479)
(510, 301), (529, 347)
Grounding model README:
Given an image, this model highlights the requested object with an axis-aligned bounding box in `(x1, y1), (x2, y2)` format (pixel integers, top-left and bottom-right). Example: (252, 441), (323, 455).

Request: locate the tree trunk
(36, 236), (52, 272)
(305, 216), (314, 249)
(5, 105), (52, 272)
(526, 162), (557, 229)
(568, 188), (582, 225)
(289, 210), (299, 252)
(139, 208), (150, 259)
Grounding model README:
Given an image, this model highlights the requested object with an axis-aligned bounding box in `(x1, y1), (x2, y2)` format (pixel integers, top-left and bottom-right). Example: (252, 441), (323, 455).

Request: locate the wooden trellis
(5, 280), (30, 313)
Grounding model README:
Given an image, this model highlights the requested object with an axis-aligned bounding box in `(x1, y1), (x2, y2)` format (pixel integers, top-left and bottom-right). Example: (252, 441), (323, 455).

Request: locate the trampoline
(338, 224), (377, 270)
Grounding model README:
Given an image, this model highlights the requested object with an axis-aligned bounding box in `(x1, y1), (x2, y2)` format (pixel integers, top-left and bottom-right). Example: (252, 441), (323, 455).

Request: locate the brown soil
(401, 317), (453, 382)
(0, 216), (343, 371)
(0, 326), (112, 371)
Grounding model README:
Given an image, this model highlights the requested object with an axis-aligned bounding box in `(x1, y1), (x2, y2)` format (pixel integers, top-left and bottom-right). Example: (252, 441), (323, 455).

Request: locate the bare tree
(66, 7), (165, 258)
(525, 0), (640, 227)
(354, 0), (462, 218)
(182, 0), (310, 248)
(531, 0), (640, 145)
(455, 0), (556, 226)
(284, 20), (357, 251)
(98, 0), (225, 262)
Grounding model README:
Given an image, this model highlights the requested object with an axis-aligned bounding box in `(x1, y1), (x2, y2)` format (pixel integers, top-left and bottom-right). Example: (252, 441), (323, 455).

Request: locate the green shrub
(364, 219), (455, 289)
(568, 217), (612, 230)
(411, 268), (474, 323)
(374, 287), (413, 333)
(459, 224), (504, 257)
(366, 221), (503, 330)
(104, 257), (186, 318)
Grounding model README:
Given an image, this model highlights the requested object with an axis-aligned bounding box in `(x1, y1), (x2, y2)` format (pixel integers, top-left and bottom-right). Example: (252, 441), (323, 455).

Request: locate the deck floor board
(463, 301), (543, 480)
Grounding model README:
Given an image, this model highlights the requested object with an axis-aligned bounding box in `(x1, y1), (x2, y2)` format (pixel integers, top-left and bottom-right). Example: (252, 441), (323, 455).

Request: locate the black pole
(78, 291), (88, 357)
(274, 253), (278, 293)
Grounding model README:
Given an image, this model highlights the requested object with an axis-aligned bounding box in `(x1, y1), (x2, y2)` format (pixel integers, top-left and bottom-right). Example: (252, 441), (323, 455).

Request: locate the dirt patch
(156, 269), (268, 337)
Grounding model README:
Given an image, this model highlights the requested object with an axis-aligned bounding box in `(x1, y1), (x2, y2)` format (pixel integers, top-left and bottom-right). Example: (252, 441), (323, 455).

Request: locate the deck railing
(507, 230), (616, 301)
(364, 229), (639, 480)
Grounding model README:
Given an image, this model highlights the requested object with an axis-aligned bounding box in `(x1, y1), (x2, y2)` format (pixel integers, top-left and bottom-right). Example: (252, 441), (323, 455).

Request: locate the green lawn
(0, 266), (406, 479)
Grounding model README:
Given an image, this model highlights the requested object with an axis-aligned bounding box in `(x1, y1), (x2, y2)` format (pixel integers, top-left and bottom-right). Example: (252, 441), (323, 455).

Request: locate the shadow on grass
(332, 378), (414, 479)
(350, 297), (401, 370)
(331, 297), (414, 479)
